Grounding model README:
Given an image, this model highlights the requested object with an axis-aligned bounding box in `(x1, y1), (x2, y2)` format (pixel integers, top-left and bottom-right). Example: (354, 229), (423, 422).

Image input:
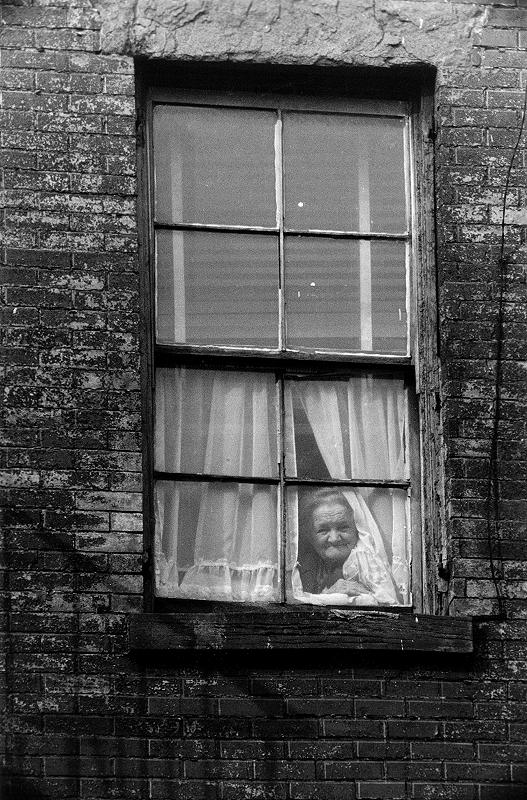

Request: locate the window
(148, 89), (420, 610)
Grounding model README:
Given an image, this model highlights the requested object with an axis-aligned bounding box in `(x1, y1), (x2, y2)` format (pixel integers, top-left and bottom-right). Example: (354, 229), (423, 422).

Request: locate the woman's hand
(352, 593), (379, 606)
(323, 578), (369, 595)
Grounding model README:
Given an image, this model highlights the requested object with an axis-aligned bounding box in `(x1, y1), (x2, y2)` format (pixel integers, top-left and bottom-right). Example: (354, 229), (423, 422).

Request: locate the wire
(486, 80), (527, 619)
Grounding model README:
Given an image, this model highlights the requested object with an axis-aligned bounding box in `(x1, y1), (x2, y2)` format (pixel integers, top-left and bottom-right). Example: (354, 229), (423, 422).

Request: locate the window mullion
(276, 112), (288, 604)
(278, 374), (287, 604)
(276, 110), (285, 352)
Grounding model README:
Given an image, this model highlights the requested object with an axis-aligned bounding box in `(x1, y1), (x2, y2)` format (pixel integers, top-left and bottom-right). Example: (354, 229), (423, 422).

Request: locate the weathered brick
(387, 722), (441, 740)
(411, 784), (476, 800)
(357, 782), (406, 799)
(476, 27), (518, 48)
(324, 720), (385, 739)
(33, 28), (100, 52)
(3, 2), (527, 798)
(290, 782), (355, 800)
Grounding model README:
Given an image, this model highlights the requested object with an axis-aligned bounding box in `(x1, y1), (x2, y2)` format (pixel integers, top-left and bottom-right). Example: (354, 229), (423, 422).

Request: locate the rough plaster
(95, 0), (488, 67)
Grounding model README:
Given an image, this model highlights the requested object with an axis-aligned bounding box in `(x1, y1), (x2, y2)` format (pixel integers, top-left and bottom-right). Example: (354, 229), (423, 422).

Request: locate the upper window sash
(148, 92), (415, 360)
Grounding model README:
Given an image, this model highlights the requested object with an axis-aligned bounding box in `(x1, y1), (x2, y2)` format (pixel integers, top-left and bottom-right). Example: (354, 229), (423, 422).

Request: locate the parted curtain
(154, 369), (409, 604)
(286, 376), (410, 605)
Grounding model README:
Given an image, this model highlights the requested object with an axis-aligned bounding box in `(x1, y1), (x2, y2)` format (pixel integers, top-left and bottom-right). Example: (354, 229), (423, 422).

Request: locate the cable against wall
(486, 80), (527, 619)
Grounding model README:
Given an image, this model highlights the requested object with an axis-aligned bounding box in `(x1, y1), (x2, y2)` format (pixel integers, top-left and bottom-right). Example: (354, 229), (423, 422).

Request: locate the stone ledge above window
(128, 609), (473, 653)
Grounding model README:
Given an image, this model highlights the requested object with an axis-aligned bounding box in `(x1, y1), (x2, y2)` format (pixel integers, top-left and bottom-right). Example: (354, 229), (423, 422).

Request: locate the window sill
(128, 607), (473, 653)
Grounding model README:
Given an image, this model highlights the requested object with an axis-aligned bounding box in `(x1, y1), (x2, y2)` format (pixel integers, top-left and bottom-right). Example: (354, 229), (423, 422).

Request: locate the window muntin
(150, 92), (416, 608)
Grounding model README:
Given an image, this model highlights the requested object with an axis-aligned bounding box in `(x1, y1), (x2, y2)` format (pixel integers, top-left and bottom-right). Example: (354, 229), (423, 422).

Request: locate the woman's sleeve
(352, 549), (400, 605)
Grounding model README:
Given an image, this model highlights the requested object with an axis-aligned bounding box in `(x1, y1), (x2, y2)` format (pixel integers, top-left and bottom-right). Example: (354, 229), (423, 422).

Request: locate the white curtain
(286, 375), (410, 605)
(154, 369), (279, 602)
(348, 375), (410, 602)
(155, 369), (410, 605)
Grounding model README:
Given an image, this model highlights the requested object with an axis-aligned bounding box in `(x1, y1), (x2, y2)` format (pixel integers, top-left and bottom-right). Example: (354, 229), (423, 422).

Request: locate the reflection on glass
(156, 230), (279, 346)
(153, 105), (277, 227)
(283, 112), (406, 233)
(155, 480), (279, 602)
(286, 485), (409, 606)
(284, 237), (407, 354)
(155, 368), (278, 477)
(284, 375), (407, 481)
(285, 237), (361, 351)
(371, 241), (407, 353)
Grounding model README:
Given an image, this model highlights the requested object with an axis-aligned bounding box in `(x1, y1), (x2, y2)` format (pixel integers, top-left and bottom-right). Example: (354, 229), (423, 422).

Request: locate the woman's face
(310, 499), (358, 566)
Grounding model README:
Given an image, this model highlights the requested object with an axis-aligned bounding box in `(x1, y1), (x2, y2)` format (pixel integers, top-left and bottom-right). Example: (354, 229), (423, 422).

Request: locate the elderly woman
(295, 487), (399, 606)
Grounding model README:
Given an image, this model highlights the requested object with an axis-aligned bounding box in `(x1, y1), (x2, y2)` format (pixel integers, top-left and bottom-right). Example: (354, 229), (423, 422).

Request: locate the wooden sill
(128, 607), (473, 653)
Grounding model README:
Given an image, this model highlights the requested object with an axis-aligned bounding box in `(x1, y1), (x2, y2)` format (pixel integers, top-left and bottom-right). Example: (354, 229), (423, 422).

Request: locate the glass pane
(155, 480), (279, 602)
(153, 105), (277, 227)
(286, 485), (409, 606)
(284, 236), (407, 354)
(284, 113), (406, 233)
(285, 236), (360, 351)
(284, 375), (407, 480)
(156, 230), (279, 347)
(371, 241), (407, 354)
(155, 368), (278, 478)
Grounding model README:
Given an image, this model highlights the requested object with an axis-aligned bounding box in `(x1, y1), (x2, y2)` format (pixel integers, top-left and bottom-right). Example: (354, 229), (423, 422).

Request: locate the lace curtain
(155, 369), (279, 601)
(155, 369), (410, 604)
(286, 376), (410, 605)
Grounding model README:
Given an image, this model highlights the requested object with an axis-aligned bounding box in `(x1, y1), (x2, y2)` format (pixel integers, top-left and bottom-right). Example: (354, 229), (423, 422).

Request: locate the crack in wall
(370, 0), (386, 50)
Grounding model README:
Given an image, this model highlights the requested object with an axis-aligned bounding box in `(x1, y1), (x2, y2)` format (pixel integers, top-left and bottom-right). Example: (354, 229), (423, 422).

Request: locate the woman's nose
(326, 528), (340, 543)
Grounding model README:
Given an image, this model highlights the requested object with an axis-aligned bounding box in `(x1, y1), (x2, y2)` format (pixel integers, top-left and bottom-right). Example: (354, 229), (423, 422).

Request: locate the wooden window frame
(133, 70), (470, 651)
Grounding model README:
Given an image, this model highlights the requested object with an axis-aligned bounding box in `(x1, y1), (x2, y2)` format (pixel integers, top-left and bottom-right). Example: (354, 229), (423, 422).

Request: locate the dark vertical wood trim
(408, 378), (423, 613)
(278, 376), (286, 603)
(136, 66), (156, 612)
(140, 75), (435, 617)
(413, 79), (442, 615)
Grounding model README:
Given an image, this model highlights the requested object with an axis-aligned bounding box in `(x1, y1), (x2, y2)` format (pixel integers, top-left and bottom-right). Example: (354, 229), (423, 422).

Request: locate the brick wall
(1, 1), (527, 799)
(435, 4), (527, 619)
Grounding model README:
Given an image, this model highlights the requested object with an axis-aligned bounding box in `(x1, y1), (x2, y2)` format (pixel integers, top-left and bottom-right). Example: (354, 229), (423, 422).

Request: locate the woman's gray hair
(299, 487), (353, 544)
